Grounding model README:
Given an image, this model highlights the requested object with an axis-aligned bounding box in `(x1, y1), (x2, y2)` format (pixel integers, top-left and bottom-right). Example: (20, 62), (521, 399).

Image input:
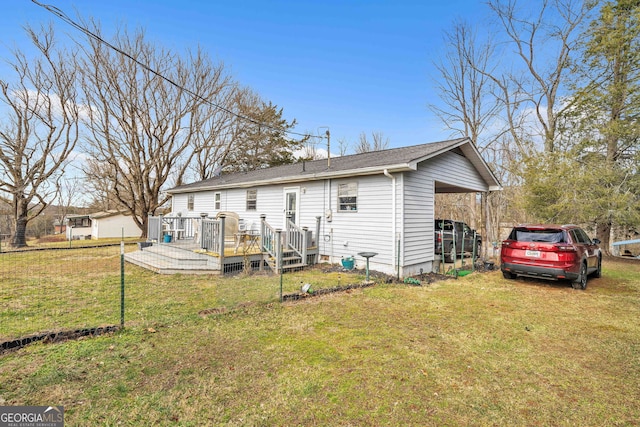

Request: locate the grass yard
(1, 250), (639, 426)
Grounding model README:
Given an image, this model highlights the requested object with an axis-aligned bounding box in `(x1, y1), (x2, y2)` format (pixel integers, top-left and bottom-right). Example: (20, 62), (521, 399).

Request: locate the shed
(67, 211), (141, 240)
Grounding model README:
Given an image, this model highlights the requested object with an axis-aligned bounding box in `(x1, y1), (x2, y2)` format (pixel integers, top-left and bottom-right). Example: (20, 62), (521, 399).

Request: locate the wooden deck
(125, 239), (317, 275)
(125, 240), (264, 275)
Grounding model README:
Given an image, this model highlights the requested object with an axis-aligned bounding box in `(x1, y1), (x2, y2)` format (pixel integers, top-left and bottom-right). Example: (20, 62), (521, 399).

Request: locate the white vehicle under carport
(435, 219), (482, 263)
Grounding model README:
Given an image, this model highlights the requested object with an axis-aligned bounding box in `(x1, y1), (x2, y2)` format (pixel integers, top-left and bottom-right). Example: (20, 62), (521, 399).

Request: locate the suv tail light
(554, 244), (576, 252)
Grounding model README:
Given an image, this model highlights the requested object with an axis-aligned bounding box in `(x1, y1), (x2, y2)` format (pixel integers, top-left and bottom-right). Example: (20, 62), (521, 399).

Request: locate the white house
(67, 211), (141, 240)
(167, 138), (501, 276)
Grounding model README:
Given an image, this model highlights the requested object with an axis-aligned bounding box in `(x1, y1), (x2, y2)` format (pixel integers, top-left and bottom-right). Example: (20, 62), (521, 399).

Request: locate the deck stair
(264, 248), (305, 273)
(125, 243), (221, 274)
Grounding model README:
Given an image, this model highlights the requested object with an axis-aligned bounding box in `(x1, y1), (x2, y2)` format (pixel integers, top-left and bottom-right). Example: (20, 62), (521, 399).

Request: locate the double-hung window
(246, 189), (257, 211)
(338, 183), (357, 212)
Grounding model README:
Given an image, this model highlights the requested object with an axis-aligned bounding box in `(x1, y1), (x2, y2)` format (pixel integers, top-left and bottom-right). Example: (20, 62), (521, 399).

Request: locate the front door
(284, 187), (300, 225)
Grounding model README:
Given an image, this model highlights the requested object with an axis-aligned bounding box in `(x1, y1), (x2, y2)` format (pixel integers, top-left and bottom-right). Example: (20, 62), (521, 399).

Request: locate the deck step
(125, 244), (221, 274)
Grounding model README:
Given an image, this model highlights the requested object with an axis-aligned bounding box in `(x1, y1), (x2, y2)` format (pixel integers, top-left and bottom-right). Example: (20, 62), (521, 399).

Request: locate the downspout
(383, 169), (397, 276)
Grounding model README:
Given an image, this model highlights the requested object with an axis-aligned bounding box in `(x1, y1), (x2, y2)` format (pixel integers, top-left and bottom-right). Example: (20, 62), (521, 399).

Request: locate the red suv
(500, 224), (602, 289)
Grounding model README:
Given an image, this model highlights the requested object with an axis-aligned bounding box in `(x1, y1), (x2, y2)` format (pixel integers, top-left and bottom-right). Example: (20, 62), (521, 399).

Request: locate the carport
(612, 239), (640, 257)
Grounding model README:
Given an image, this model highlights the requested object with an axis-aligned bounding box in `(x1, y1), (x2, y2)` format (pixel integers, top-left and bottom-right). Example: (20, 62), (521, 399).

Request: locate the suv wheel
(572, 262), (588, 290)
(503, 271), (515, 280)
(593, 257), (602, 278)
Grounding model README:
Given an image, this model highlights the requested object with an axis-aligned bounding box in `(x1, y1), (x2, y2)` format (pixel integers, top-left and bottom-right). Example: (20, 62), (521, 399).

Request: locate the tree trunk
(596, 221), (611, 256)
(10, 198), (29, 248)
(140, 215), (148, 239)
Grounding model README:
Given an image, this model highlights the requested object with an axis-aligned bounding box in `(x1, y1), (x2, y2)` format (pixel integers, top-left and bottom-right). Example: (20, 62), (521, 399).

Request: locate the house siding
(402, 170), (434, 272)
(399, 152), (489, 276)
(321, 175), (395, 272)
(166, 141), (498, 277)
(425, 151), (487, 191)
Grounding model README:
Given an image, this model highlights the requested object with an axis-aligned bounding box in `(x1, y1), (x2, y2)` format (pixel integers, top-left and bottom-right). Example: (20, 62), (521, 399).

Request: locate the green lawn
(1, 249), (639, 426)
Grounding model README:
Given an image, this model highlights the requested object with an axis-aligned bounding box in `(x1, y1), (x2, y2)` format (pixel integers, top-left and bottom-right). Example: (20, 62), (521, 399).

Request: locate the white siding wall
(93, 215), (141, 239)
(402, 170), (434, 276)
(425, 151), (487, 191)
(319, 175), (395, 274)
(169, 149), (488, 277)
(399, 151), (490, 276)
(171, 182), (327, 233)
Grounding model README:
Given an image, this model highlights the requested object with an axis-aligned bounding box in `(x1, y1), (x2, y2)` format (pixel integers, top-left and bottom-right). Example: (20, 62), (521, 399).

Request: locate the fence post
(120, 230), (125, 328)
(219, 214), (226, 267)
(277, 229), (283, 302)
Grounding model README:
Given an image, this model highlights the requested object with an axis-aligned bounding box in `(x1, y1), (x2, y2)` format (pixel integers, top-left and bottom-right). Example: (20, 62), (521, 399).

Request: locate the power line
(31, 0), (325, 141)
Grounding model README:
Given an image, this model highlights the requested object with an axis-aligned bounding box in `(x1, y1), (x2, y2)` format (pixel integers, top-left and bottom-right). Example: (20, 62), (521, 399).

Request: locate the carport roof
(612, 239), (640, 246)
(168, 137), (502, 194)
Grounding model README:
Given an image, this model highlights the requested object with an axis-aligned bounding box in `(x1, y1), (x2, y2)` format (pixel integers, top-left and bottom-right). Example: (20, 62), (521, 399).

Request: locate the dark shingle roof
(169, 138), (497, 193)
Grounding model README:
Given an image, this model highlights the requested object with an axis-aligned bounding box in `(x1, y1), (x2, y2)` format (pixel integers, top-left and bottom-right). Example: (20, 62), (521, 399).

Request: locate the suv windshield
(510, 228), (566, 243)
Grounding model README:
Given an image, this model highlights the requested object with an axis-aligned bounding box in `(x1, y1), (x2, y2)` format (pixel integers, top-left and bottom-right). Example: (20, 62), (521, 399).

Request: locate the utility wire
(31, 0), (325, 141)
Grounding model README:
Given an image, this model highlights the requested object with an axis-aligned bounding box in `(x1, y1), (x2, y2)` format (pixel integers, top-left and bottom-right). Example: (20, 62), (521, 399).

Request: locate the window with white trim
(187, 194), (194, 211)
(214, 192), (221, 210)
(246, 189), (257, 211)
(338, 182), (357, 212)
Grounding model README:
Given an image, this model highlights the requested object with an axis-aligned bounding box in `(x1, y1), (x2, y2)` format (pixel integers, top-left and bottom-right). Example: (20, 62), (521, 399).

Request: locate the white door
(283, 187), (300, 225)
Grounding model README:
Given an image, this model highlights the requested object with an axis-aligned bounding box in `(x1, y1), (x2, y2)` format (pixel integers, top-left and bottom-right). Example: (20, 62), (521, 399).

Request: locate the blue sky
(1, 1), (487, 150)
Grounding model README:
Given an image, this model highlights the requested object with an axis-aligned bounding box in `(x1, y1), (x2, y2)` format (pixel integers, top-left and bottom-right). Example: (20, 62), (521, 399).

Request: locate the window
(69, 217), (91, 227)
(338, 182), (357, 212)
(246, 189), (257, 211)
(187, 194), (194, 211)
(214, 192), (221, 210)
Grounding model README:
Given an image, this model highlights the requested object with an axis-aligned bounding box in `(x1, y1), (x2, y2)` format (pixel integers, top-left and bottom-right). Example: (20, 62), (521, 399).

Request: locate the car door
(462, 223), (474, 253)
(574, 228), (599, 270)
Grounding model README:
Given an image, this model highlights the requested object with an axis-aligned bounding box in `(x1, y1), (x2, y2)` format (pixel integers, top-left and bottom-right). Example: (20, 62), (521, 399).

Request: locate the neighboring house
(167, 138), (501, 276)
(66, 214), (92, 240)
(67, 211), (141, 240)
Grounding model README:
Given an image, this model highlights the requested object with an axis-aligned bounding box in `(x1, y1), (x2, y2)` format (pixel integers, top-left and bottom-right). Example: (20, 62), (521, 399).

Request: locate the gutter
(383, 169), (397, 272)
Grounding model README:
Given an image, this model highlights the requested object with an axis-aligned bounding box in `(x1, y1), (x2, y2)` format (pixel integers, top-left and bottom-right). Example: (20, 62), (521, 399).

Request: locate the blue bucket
(341, 257), (354, 270)
(163, 234), (172, 243)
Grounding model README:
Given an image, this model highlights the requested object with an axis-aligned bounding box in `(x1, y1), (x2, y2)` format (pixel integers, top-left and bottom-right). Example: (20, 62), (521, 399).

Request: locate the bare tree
(54, 177), (85, 234)
(78, 24), (226, 236)
(486, 0), (594, 152)
(0, 24), (79, 247)
(188, 70), (241, 181)
(337, 138), (350, 156)
(430, 20), (501, 145)
(354, 131), (390, 153)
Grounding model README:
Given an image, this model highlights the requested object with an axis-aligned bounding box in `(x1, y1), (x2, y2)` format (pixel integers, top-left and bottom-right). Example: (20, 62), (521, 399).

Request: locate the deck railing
(261, 215), (281, 267)
(147, 214), (320, 272)
(200, 218), (223, 253)
(285, 217), (308, 265)
(147, 215), (207, 242)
